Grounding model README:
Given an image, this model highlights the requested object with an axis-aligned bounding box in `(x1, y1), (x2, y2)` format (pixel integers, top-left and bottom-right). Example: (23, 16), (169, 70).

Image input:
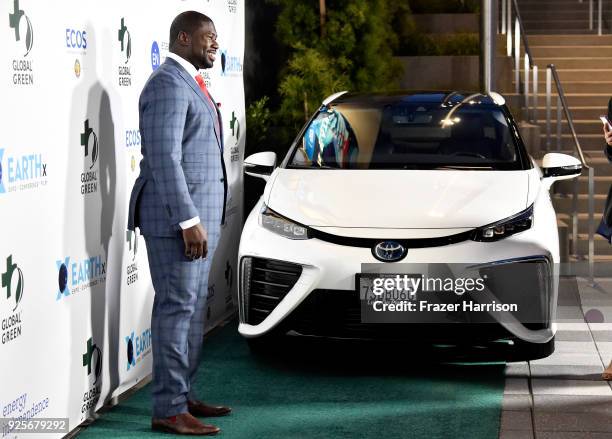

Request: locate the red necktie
(195, 74), (221, 137)
(195, 74), (215, 106)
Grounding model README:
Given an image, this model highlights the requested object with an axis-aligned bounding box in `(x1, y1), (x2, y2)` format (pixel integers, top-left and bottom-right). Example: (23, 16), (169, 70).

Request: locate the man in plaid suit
(127, 11), (230, 436)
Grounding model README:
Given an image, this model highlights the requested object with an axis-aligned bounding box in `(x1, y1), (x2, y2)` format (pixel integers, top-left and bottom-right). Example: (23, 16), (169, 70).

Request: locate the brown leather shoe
(188, 400), (232, 417)
(603, 361), (612, 380)
(151, 412), (220, 435)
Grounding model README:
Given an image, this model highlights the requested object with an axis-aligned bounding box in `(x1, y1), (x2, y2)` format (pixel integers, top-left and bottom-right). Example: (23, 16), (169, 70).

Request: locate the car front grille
(281, 286), (544, 341)
(240, 257), (303, 325)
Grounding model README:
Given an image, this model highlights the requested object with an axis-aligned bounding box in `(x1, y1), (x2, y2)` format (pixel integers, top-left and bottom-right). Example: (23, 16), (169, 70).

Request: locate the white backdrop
(0, 0), (244, 437)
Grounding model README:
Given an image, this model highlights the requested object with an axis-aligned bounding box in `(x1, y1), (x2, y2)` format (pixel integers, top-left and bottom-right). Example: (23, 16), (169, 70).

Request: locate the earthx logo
(125, 328), (151, 371)
(79, 119), (99, 195)
(8, 0), (34, 85)
(8, 0), (33, 56)
(117, 18), (132, 86)
(220, 50), (242, 76)
(56, 255), (107, 301)
(1, 255), (24, 346)
(0, 148), (48, 194)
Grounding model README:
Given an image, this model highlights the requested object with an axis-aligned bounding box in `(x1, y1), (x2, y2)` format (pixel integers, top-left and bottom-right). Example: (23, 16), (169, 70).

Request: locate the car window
(289, 101), (524, 170)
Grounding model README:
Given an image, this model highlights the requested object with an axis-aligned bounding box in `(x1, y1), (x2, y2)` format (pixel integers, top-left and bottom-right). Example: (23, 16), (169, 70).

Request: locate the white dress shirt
(166, 52), (200, 230)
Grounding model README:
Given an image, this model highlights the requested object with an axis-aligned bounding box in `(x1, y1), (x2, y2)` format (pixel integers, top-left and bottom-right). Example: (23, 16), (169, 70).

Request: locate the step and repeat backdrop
(0, 0), (244, 437)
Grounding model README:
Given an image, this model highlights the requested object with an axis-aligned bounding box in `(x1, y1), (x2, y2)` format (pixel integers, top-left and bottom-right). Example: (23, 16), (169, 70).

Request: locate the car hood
(266, 169), (529, 229)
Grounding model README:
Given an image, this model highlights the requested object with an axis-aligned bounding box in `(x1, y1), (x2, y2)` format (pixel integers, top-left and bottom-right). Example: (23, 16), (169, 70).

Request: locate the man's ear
(176, 30), (191, 46)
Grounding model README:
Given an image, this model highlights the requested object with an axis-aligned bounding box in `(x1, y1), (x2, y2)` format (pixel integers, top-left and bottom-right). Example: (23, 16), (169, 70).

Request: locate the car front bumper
(238, 201), (559, 344)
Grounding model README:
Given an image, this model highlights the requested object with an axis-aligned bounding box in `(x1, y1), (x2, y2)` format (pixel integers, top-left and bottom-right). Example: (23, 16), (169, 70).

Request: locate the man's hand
(604, 121), (612, 146)
(182, 223), (208, 260)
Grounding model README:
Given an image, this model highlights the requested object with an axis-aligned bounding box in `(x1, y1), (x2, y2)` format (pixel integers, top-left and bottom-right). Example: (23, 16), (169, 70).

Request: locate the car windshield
(288, 98), (524, 170)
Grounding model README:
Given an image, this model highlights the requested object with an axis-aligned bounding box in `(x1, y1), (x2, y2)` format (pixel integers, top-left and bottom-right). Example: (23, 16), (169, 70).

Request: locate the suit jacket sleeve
(140, 75), (199, 227)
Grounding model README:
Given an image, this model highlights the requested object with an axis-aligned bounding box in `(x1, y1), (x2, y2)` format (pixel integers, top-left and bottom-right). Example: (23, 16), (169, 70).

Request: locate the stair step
(530, 119), (606, 134)
(525, 29), (600, 34)
(533, 106), (607, 119)
(531, 58), (612, 69)
(521, 11), (590, 19)
(531, 94), (610, 106)
(538, 133), (607, 149)
(558, 212), (608, 233)
(523, 21), (596, 31)
(530, 46), (612, 57)
(527, 35), (612, 45)
(552, 193), (607, 211)
(575, 233), (612, 254)
(518, 70), (612, 82)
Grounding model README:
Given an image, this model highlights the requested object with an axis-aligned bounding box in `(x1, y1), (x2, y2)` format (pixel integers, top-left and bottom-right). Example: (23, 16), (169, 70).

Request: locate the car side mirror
(244, 151), (277, 181)
(541, 152), (582, 181)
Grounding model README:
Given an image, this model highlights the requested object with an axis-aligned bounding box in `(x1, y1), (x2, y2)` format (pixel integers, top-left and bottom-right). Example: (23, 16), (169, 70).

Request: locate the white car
(238, 91), (581, 360)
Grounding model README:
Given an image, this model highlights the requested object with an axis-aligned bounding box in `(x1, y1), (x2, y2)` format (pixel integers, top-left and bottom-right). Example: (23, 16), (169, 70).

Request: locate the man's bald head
(169, 11), (213, 48)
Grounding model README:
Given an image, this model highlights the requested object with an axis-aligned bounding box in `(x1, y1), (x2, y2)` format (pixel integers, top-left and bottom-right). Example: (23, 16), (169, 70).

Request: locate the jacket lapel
(166, 59), (222, 149)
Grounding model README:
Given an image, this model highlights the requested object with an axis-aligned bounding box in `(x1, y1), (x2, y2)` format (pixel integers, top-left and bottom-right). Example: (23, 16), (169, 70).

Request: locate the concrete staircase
(516, 0), (612, 262)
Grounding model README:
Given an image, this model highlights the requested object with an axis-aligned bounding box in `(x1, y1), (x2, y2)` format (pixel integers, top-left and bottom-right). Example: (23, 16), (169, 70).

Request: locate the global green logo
(80, 119), (98, 169)
(229, 111), (240, 141)
(117, 18), (131, 63)
(82, 337), (102, 384)
(8, 0), (33, 57)
(1, 255), (24, 312)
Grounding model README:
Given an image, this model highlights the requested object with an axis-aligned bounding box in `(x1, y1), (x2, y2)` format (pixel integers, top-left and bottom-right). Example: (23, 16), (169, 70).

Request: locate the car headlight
(259, 204), (311, 240)
(472, 204), (533, 242)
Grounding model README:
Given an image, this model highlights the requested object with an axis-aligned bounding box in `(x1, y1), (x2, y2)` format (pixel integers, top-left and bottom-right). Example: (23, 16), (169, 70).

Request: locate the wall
(0, 0), (244, 437)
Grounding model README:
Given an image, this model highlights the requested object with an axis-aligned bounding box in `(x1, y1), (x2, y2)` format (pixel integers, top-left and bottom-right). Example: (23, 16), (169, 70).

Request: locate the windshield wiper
(432, 165), (494, 170)
(287, 164), (339, 170)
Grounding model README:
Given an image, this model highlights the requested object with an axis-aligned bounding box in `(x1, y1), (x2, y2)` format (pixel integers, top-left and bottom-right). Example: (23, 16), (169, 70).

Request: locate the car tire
(508, 337), (555, 362)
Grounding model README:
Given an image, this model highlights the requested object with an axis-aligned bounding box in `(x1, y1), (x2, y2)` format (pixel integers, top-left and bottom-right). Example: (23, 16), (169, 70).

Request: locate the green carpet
(79, 324), (505, 438)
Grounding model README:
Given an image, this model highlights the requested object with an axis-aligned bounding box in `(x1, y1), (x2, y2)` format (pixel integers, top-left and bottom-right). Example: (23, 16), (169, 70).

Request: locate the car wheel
(508, 337), (555, 362)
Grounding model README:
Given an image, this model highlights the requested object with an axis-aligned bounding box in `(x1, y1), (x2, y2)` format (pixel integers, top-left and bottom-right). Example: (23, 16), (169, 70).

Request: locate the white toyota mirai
(238, 91), (582, 360)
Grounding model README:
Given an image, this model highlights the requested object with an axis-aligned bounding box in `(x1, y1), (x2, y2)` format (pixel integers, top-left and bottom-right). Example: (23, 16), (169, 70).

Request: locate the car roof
(332, 91), (503, 107)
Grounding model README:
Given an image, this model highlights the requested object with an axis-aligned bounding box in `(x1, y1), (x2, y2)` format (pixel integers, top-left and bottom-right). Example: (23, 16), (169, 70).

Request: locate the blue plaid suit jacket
(128, 58), (227, 237)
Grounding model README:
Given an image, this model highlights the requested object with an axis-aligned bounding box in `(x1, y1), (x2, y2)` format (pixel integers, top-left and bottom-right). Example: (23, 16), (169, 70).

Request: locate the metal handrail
(512, 0), (534, 69)
(500, 0), (539, 121)
(546, 65), (595, 282)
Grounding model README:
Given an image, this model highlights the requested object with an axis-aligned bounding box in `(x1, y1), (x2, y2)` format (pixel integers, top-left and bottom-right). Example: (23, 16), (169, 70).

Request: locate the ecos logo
(65, 28), (87, 51)
(220, 50), (242, 76)
(1, 255), (23, 312)
(79, 120), (99, 195)
(56, 255), (106, 301)
(8, 0), (33, 57)
(0, 148), (48, 195)
(125, 328), (151, 371)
